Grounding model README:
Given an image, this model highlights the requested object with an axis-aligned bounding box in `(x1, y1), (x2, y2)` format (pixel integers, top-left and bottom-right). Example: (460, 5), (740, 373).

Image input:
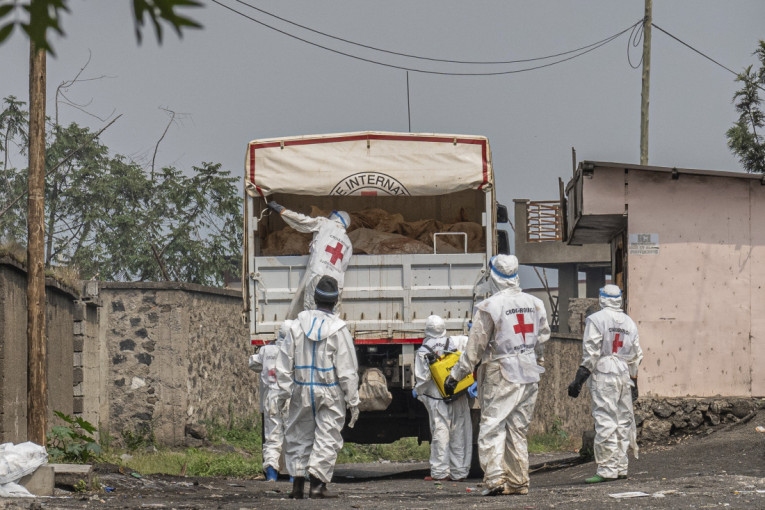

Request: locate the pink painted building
(566, 161), (764, 398)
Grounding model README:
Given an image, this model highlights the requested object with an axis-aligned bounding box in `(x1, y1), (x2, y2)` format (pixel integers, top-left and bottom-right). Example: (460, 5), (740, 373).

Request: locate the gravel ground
(2, 411), (763, 510)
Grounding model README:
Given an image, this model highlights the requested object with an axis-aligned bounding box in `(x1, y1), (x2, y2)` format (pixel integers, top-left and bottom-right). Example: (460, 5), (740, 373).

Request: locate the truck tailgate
(250, 253), (485, 340)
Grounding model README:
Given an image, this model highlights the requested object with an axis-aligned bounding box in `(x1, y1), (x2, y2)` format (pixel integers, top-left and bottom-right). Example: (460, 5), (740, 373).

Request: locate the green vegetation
(337, 437), (431, 464)
(528, 417), (574, 453)
(1, 96), (242, 286)
(727, 40), (765, 174)
(112, 413), (263, 477)
(50, 410), (573, 478)
(0, 1), (202, 55)
(47, 411), (102, 463)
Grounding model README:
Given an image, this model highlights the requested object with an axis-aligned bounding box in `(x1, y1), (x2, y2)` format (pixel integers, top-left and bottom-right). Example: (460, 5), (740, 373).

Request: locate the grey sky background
(2, 1), (764, 285)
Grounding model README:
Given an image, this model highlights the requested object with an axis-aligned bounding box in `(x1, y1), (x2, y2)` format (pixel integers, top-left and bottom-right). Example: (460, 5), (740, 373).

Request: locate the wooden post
(640, 0), (652, 165)
(27, 36), (48, 446)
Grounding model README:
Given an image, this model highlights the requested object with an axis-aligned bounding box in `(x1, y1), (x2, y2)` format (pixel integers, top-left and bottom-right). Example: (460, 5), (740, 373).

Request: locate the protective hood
(599, 284), (623, 311)
(424, 315), (446, 339)
(277, 319), (295, 342)
(330, 210), (350, 229)
(489, 254), (520, 293)
(297, 309), (345, 342)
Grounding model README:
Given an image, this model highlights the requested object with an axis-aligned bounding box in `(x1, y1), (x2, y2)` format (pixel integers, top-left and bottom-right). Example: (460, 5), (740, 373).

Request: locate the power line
(232, 0), (640, 66)
(212, 0), (642, 76)
(651, 23), (740, 77)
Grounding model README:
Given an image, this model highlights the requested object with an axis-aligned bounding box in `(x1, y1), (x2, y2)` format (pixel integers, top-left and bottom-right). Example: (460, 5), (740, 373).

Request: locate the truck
(243, 131), (510, 445)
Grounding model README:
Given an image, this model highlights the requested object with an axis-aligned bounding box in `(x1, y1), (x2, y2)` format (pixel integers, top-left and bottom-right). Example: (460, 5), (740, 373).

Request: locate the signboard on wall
(629, 233), (659, 255)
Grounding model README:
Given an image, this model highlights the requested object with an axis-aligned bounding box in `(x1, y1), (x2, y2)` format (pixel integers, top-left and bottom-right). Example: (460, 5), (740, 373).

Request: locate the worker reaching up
(444, 254), (550, 496)
(568, 284), (643, 484)
(268, 201), (352, 316)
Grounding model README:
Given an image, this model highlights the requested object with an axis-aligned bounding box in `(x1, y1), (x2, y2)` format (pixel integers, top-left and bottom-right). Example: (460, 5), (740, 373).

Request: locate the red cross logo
(325, 242), (345, 265)
(513, 314), (534, 344)
(612, 333), (623, 353)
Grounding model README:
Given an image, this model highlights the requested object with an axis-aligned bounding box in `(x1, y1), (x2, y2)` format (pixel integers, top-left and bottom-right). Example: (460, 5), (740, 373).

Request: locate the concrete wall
(98, 282), (258, 446)
(530, 334), (594, 439)
(0, 258), (79, 443)
(578, 165), (764, 397)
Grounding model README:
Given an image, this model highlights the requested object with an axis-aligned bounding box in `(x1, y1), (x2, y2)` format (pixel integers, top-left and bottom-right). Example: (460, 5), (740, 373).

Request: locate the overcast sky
(2, 1), (764, 283)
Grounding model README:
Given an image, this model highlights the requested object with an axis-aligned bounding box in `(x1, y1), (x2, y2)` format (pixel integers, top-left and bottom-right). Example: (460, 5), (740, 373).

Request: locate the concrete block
(73, 336), (84, 353)
(19, 465), (55, 496)
(73, 301), (87, 321)
(49, 463), (93, 490)
(83, 280), (99, 298)
(73, 367), (83, 384)
(73, 396), (83, 414)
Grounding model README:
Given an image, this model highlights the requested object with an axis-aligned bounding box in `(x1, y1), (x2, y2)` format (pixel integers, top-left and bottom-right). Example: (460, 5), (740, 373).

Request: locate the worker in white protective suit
(414, 315), (472, 482)
(273, 275), (360, 499)
(267, 201), (352, 315)
(444, 254), (550, 496)
(249, 320), (295, 482)
(567, 284), (643, 484)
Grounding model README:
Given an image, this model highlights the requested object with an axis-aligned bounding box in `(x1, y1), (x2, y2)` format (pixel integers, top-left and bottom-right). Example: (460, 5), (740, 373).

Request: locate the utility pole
(27, 35), (48, 445)
(640, 0), (652, 166)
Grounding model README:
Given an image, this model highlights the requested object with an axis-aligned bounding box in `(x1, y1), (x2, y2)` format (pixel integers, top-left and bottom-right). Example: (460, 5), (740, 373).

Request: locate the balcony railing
(526, 201), (563, 242)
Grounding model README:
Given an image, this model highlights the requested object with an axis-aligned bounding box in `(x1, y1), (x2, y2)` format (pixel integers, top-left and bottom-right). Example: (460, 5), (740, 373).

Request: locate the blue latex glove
(411, 388), (418, 399)
(467, 382), (478, 398)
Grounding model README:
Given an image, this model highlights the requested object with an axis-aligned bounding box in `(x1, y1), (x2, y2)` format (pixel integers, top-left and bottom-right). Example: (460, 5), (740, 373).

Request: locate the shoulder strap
(421, 344), (437, 356)
(444, 337), (451, 352)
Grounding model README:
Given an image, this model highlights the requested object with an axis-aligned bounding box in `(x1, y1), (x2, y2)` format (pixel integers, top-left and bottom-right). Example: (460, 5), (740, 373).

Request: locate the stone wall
(0, 258), (81, 443)
(98, 282), (257, 446)
(636, 397), (765, 442)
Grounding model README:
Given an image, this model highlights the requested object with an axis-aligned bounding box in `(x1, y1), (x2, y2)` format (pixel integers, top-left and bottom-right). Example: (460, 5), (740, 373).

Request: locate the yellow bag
(429, 351), (475, 400)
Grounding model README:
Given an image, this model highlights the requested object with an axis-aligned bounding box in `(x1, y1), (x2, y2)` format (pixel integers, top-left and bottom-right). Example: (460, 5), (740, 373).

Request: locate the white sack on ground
(0, 441), (48, 498)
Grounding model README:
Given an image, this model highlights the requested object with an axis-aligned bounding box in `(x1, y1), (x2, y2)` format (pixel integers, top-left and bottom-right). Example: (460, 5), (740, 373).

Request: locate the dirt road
(3, 411), (763, 509)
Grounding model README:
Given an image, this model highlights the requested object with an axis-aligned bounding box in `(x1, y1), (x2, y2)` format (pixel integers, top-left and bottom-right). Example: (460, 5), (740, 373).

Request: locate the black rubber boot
(309, 474), (337, 499)
(289, 476), (305, 499)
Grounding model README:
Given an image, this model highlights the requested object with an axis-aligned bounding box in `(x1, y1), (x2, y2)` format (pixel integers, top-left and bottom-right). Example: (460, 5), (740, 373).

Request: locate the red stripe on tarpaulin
(248, 134), (489, 189)
(354, 338), (423, 345)
(251, 337), (424, 346)
(479, 140), (488, 190)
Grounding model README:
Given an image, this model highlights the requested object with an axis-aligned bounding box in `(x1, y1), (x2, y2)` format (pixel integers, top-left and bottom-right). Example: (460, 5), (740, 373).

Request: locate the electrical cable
(627, 17), (646, 69)
(233, 0), (639, 65)
(212, 0), (642, 76)
(652, 23), (765, 94)
(651, 23), (740, 77)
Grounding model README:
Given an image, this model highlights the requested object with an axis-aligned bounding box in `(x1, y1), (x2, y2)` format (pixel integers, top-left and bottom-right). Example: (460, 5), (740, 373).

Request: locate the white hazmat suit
(249, 320), (294, 473)
(414, 315), (472, 481)
(581, 285), (643, 480)
(277, 208), (352, 315)
(450, 255), (550, 495)
(274, 309), (360, 484)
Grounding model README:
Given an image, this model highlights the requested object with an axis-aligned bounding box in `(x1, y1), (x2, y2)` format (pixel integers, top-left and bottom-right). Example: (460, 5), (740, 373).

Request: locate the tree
(727, 40), (765, 174)
(0, 0), (202, 446)
(0, 0), (202, 55)
(0, 99), (242, 286)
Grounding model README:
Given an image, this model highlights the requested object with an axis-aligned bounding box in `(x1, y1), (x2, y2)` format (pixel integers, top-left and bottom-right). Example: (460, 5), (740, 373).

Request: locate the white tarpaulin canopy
(245, 132), (492, 197)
